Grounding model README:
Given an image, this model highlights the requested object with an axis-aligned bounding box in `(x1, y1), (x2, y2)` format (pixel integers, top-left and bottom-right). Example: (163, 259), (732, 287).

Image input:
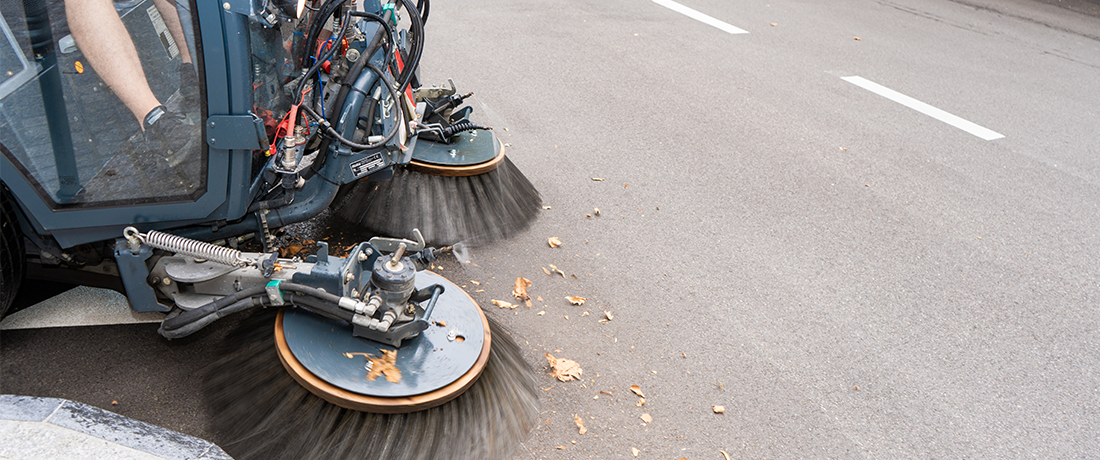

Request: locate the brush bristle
(203, 309), (538, 460)
(332, 156), (541, 246)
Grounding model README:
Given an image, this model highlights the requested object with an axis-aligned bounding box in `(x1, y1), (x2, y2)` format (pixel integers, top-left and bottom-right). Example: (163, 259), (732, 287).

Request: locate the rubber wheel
(1, 184), (25, 319)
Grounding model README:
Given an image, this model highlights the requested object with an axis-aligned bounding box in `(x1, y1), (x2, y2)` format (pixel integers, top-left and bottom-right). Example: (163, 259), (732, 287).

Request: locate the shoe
(143, 105), (199, 167)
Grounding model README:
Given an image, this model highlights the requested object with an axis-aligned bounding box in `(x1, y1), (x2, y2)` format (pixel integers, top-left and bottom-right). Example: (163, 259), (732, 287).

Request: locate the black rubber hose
(394, 0), (424, 93)
(301, 0), (346, 69)
(417, 0), (429, 25)
(295, 11), (356, 102)
(161, 285), (268, 332)
(159, 297), (259, 339)
(301, 60), (403, 151)
(308, 13), (390, 178)
(158, 281), (358, 338)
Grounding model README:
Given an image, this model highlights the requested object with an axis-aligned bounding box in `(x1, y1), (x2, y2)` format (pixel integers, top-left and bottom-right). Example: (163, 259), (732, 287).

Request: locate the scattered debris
(567, 296), (587, 306)
(600, 311), (613, 323)
(581, 311), (589, 317)
(592, 177), (605, 181)
(548, 264), (566, 277)
(854, 36), (861, 40)
(640, 413), (652, 424)
(594, 207), (600, 216)
(556, 446), (567, 450)
(344, 349), (401, 383)
(491, 300), (518, 309)
(630, 385), (645, 398)
(432, 320), (446, 327)
(632, 447), (640, 457)
(713, 405), (726, 414)
(537, 311), (546, 316)
(545, 353), (583, 382)
(770, 22), (777, 26)
(574, 414), (587, 435)
(111, 401), (118, 406)
(470, 280), (481, 285)
(548, 237), (562, 248)
(512, 277), (532, 301)
(542, 205), (552, 210)
(720, 450), (731, 460)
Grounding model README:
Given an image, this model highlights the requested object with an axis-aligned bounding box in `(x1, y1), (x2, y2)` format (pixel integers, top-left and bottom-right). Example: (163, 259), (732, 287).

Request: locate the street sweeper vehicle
(0, 0), (540, 458)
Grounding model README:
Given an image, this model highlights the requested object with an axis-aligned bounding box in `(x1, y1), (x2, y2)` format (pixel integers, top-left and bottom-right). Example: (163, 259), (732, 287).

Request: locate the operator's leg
(65, 0), (160, 127)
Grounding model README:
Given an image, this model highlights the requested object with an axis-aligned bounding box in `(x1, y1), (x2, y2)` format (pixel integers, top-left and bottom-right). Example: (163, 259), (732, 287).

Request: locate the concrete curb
(0, 395), (231, 460)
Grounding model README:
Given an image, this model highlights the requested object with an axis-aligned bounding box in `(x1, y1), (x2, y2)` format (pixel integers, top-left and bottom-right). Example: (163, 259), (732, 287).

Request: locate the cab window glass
(0, 0), (205, 208)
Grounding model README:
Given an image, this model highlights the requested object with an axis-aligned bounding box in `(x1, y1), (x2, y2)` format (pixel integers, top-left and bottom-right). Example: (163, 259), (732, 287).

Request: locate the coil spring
(126, 227), (248, 267)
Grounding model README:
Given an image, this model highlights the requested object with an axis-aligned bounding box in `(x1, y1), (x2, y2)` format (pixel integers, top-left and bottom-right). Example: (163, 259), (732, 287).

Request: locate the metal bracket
(207, 113), (269, 151)
(219, 0), (254, 16)
(368, 229), (425, 254)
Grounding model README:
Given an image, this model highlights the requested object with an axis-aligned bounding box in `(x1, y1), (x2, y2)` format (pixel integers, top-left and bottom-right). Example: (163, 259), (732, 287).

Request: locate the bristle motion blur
(203, 309), (539, 460)
(332, 156), (541, 247)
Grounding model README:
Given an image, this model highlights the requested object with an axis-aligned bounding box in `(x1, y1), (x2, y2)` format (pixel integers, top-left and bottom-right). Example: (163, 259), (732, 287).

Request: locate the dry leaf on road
(512, 277), (532, 301)
(713, 405), (726, 414)
(640, 413), (652, 424)
(631, 447), (640, 457)
(574, 414), (587, 435)
(549, 264), (566, 277)
(491, 300), (518, 309)
(630, 385), (645, 398)
(548, 237), (562, 248)
(636, 397), (646, 406)
(567, 296), (587, 306)
(545, 353), (583, 382)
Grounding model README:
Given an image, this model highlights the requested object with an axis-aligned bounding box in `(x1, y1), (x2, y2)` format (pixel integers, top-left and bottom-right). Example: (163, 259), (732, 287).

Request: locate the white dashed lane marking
(842, 76), (1005, 141)
(652, 0), (749, 35)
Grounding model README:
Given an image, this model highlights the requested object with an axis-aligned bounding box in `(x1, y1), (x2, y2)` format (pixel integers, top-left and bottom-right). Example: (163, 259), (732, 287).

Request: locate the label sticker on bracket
(350, 153), (385, 178)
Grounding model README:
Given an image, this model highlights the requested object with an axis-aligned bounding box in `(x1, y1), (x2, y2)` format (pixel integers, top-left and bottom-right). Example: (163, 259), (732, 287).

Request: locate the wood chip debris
(713, 405), (726, 414)
(344, 350), (401, 383)
(548, 237), (562, 248)
(630, 385), (645, 398)
(512, 277), (532, 301)
(640, 413), (652, 424)
(600, 311), (613, 322)
(721, 450), (731, 460)
(491, 300), (518, 309)
(632, 447), (640, 457)
(592, 177), (605, 181)
(574, 414), (587, 434)
(567, 296), (587, 305)
(548, 265), (566, 277)
(545, 353), (583, 382)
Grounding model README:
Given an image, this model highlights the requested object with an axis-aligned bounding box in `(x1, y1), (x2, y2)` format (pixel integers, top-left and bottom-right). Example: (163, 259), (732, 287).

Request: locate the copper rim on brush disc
(274, 276), (492, 414)
(406, 136), (506, 177)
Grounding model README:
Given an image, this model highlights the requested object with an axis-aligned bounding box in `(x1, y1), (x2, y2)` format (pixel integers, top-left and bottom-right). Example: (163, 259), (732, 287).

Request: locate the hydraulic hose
(302, 61), (404, 151)
(158, 282), (358, 339)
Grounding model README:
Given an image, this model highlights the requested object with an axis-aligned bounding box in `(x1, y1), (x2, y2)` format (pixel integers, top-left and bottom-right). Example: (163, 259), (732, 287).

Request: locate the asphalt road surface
(4, 0), (1099, 458)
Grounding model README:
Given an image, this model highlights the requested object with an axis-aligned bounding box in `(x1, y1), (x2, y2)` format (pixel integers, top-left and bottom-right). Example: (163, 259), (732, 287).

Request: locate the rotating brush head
(203, 309), (538, 460)
(332, 155), (541, 247)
